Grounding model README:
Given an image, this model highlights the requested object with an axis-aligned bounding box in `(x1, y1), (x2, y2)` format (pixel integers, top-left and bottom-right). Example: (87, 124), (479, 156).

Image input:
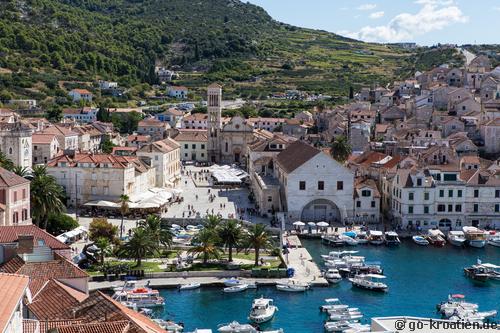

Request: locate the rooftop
(0, 273), (30, 333)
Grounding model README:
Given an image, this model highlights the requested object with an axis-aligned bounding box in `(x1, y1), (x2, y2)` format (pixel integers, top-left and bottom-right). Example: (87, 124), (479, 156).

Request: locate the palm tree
(12, 166), (29, 178)
(245, 224), (272, 266)
(218, 219), (243, 262)
(120, 227), (158, 267)
(188, 228), (221, 265)
(94, 237), (112, 265)
(119, 194), (129, 239)
(0, 151), (14, 171)
(30, 165), (65, 229)
(138, 215), (173, 249)
(330, 135), (352, 163)
(205, 214), (221, 230)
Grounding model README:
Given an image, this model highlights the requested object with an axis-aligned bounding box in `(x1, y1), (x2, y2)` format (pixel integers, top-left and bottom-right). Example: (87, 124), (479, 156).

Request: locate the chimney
(17, 234), (34, 254)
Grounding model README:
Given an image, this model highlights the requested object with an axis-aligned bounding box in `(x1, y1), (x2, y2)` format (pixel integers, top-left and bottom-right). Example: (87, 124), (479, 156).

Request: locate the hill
(0, 0), (462, 103)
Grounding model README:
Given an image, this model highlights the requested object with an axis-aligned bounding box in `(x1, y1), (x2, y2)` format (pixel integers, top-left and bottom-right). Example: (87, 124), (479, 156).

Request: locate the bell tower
(207, 83), (222, 163)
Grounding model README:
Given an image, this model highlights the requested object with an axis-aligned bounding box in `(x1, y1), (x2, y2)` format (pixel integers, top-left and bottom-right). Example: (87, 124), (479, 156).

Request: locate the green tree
(94, 237), (112, 265)
(46, 105), (63, 122)
(0, 151), (14, 171)
(218, 219), (243, 262)
(120, 227), (158, 266)
(138, 215), (173, 249)
(244, 224), (272, 266)
(46, 212), (78, 236)
(89, 218), (119, 244)
(12, 166), (29, 178)
(188, 228), (221, 265)
(30, 165), (65, 229)
(101, 135), (116, 154)
(205, 214), (221, 230)
(330, 135), (352, 163)
(119, 194), (129, 239)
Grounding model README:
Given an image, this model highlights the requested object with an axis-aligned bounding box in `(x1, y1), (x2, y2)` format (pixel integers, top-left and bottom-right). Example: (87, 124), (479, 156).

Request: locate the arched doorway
(301, 199), (341, 223)
(439, 218), (452, 228)
(233, 147), (241, 163)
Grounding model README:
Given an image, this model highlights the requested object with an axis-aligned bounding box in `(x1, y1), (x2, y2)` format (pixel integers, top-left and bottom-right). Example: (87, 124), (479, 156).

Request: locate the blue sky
(248, 0), (500, 45)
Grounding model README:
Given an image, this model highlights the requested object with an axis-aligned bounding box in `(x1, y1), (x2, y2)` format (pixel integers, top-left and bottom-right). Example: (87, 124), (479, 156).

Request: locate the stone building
(0, 119), (33, 169)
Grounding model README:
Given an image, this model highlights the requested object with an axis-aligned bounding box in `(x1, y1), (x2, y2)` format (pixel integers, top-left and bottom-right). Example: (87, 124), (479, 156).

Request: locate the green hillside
(0, 0), (458, 103)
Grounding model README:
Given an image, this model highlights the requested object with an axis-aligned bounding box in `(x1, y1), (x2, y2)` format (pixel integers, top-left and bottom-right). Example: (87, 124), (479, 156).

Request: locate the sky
(247, 0), (500, 45)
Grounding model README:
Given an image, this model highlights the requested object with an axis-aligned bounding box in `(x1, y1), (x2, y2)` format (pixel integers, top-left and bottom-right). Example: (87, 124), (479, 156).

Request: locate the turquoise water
(152, 240), (499, 332)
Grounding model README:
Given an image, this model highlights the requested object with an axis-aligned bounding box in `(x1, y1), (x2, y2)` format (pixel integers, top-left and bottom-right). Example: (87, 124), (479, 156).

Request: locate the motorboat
(223, 284), (249, 293)
(322, 234), (347, 247)
(463, 227), (487, 248)
(275, 279), (310, 292)
(324, 268), (342, 284)
(487, 233), (500, 247)
(437, 294), (478, 318)
(321, 251), (361, 261)
(320, 298), (349, 313)
(324, 321), (369, 332)
(179, 283), (201, 291)
(112, 280), (140, 294)
(218, 322), (283, 333)
(384, 231), (401, 246)
(447, 230), (466, 247)
(464, 261), (500, 282)
(152, 319), (184, 332)
(426, 229), (446, 247)
(329, 312), (363, 322)
(355, 231), (369, 244)
(412, 235), (429, 246)
(340, 234), (358, 246)
(224, 278), (243, 287)
(348, 274), (388, 292)
(367, 230), (384, 245)
(113, 286), (165, 308)
(248, 297), (277, 324)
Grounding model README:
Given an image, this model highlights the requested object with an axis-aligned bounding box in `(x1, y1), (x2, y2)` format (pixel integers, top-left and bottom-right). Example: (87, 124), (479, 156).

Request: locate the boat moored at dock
(412, 235), (429, 246)
(275, 279), (310, 292)
(248, 297), (277, 324)
(367, 230), (384, 245)
(463, 227), (487, 248)
(348, 274), (388, 292)
(384, 231), (400, 246)
(426, 229), (446, 247)
(447, 230), (466, 247)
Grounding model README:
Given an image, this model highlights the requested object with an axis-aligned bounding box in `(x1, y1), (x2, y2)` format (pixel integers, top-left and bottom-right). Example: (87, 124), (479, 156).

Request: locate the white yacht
(320, 298), (349, 313)
(179, 283), (201, 291)
(437, 294), (478, 318)
(223, 278), (243, 287)
(367, 230), (384, 245)
(275, 279), (310, 292)
(487, 234), (500, 247)
(248, 297), (277, 324)
(223, 284), (249, 293)
(447, 230), (466, 247)
(384, 231), (400, 246)
(324, 268), (342, 284)
(113, 284), (165, 308)
(152, 319), (184, 332)
(218, 322), (283, 333)
(349, 274), (388, 292)
(463, 226), (487, 248)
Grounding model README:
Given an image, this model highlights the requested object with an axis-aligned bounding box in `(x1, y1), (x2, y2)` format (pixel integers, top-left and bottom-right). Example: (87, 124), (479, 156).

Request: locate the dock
(283, 235), (328, 286)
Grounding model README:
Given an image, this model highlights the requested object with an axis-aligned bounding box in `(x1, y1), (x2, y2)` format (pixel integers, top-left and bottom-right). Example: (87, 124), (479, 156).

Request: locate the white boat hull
(468, 240), (486, 248)
(449, 238), (466, 247)
(488, 239), (500, 247)
(249, 307), (277, 324)
(369, 240), (384, 245)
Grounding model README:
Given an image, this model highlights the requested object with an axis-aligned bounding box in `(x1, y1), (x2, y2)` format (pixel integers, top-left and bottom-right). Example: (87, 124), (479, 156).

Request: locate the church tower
(207, 83), (222, 163)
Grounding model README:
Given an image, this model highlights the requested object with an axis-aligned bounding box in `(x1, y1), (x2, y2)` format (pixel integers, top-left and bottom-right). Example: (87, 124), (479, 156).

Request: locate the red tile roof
(172, 130), (208, 142)
(0, 167), (30, 187)
(0, 273), (29, 333)
(71, 89), (92, 95)
(32, 134), (58, 144)
(37, 319), (84, 333)
(276, 141), (321, 173)
(55, 321), (130, 333)
(0, 225), (69, 250)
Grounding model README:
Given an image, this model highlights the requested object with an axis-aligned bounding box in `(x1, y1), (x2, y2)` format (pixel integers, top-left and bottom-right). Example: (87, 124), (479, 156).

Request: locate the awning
(84, 200), (119, 208)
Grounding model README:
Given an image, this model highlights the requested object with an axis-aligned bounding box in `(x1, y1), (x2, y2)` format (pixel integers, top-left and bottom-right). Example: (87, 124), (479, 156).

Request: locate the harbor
(107, 238), (499, 332)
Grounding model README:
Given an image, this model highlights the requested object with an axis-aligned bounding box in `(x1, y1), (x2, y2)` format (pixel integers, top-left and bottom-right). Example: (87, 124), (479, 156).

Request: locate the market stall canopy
(293, 221), (306, 226)
(317, 222), (329, 227)
(210, 164), (249, 184)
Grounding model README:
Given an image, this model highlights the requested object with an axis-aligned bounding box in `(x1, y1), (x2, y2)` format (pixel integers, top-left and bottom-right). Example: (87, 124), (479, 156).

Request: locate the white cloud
(369, 11), (385, 19)
(342, 0), (468, 42)
(357, 3), (377, 11)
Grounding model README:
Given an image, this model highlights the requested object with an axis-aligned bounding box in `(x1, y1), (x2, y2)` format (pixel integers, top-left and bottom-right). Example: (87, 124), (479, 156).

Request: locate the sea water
(152, 239), (499, 332)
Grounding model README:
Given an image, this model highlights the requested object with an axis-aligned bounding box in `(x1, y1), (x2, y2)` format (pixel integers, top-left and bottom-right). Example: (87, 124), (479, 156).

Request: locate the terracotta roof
(276, 141), (320, 173)
(32, 133), (57, 144)
(169, 86), (188, 91)
(37, 320), (84, 333)
(138, 138), (180, 153)
(0, 273), (30, 333)
(48, 153), (144, 170)
(354, 178), (381, 198)
(42, 125), (78, 137)
(0, 225), (69, 250)
(72, 291), (165, 333)
(183, 113), (208, 121)
(0, 253), (88, 295)
(160, 108), (183, 116)
(173, 130), (208, 142)
(138, 118), (167, 128)
(70, 89), (92, 95)
(27, 280), (85, 320)
(0, 167), (30, 187)
(54, 321), (130, 333)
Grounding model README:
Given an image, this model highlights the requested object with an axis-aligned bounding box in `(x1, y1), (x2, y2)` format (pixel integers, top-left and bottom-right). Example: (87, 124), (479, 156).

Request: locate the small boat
(437, 294), (478, 318)
(340, 234), (358, 246)
(355, 231), (369, 244)
(348, 274), (388, 292)
(276, 279), (310, 292)
(320, 298), (349, 313)
(367, 230), (384, 245)
(412, 235), (429, 246)
(321, 234), (346, 247)
(463, 227), (487, 248)
(179, 283), (201, 291)
(447, 231), (466, 247)
(384, 231), (400, 246)
(248, 297), (277, 324)
(224, 278), (243, 287)
(114, 286), (165, 308)
(487, 233), (500, 247)
(223, 284), (249, 293)
(426, 229), (446, 247)
(324, 321), (369, 333)
(324, 268), (342, 284)
(218, 322), (283, 333)
(329, 312), (363, 321)
(321, 251), (360, 261)
(464, 260), (500, 282)
(152, 319), (184, 332)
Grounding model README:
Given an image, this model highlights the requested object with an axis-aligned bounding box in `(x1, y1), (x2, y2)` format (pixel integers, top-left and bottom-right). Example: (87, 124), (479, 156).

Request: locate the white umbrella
(317, 222), (329, 227)
(307, 222), (317, 226)
(293, 221), (306, 226)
